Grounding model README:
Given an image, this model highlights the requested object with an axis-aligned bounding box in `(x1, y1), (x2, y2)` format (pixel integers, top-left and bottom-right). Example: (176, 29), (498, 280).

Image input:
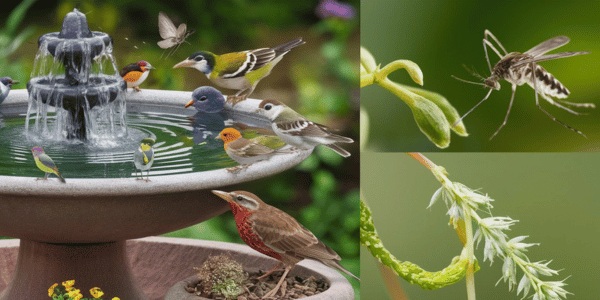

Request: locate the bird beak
(173, 59), (195, 69)
(215, 135), (222, 140)
(184, 99), (195, 108)
(12, 80), (19, 85)
(211, 190), (233, 203)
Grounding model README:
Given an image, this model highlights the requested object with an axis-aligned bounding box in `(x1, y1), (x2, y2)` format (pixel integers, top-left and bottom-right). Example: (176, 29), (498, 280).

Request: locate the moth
(454, 30), (594, 139)
(157, 11), (193, 57)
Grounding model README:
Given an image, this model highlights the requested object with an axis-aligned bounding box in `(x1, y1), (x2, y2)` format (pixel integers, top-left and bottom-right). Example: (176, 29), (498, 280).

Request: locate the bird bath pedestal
(0, 90), (357, 300)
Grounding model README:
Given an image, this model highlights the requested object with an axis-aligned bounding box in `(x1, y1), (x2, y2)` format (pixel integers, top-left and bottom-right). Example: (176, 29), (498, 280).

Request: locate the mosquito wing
(512, 51), (589, 68)
(158, 12), (177, 40)
(525, 36), (570, 57)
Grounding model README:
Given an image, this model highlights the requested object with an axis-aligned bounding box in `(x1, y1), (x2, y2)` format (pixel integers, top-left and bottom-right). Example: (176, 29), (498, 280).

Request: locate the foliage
(48, 280), (120, 300)
(0, 0), (36, 81)
(361, 153), (569, 300)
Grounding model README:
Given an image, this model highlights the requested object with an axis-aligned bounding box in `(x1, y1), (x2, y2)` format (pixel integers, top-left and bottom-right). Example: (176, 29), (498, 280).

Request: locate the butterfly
(157, 11), (193, 57)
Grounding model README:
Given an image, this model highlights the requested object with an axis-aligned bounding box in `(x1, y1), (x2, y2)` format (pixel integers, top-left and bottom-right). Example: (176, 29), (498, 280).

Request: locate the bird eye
(264, 104), (272, 110)
(200, 96), (207, 101)
(194, 56), (204, 62)
(236, 196), (243, 201)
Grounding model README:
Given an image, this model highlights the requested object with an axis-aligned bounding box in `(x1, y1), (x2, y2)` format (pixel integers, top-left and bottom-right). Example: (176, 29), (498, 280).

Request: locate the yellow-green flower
(90, 287), (104, 298)
(48, 283), (58, 297)
(67, 288), (82, 298)
(112, 297), (120, 300)
(62, 279), (75, 290)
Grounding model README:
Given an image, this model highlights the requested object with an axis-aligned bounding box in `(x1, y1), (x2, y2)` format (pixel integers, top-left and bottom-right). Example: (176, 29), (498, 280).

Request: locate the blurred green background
(0, 0), (360, 296)
(361, 0), (600, 151)
(361, 152), (600, 299)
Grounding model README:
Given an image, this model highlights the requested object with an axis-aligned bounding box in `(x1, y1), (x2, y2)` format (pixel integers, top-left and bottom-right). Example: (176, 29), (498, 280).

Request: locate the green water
(0, 107), (237, 178)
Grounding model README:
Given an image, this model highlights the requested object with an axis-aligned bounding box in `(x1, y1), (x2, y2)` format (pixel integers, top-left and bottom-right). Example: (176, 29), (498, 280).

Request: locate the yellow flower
(48, 283), (58, 297)
(112, 297), (120, 300)
(62, 279), (75, 289)
(90, 287), (104, 298)
(67, 288), (82, 298)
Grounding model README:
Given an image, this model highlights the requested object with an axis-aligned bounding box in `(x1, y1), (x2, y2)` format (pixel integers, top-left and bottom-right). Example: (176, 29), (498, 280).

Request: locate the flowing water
(0, 105), (237, 178)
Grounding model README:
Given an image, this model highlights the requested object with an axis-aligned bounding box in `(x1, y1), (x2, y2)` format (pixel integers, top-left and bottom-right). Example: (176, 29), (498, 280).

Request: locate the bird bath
(0, 9), (353, 300)
(0, 89), (321, 299)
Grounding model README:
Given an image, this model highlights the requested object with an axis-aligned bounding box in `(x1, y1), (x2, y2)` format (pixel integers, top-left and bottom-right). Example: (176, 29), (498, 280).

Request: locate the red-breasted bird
(211, 190), (358, 298)
(120, 60), (155, 92)
(31, 146), (66, 183)
(257, 99), (354, 157)
(216, 127), (288, 172)
(173, 38), (305, 97)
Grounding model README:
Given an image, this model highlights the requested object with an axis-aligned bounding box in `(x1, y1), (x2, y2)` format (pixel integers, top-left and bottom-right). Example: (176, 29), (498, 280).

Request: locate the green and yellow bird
(173, 38), (305, 97)
(31, 146), (66, 183)
(133, 138), (156, 181)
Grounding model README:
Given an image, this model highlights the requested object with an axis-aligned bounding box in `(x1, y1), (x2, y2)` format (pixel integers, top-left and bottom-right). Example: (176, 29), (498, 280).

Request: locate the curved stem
(377, 78), (417, 106)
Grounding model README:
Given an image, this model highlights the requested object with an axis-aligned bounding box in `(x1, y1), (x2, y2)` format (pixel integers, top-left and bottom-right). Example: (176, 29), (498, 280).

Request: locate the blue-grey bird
(184, 86), (225, 113)
(0, 77), (18, 105)
(134, 138), (156, 181)
(31, 146), (66, 183)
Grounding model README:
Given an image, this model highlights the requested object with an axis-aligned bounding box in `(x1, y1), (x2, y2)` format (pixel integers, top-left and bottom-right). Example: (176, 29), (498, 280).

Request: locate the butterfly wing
(158, 12), (177, 40)
(158, 38), (177, 49)
(176, 23), (187, 43)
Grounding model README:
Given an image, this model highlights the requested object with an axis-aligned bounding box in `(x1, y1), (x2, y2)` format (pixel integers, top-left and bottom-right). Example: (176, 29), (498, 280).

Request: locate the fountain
(27, 9), (126, 141)
(0, 9), (354, 300)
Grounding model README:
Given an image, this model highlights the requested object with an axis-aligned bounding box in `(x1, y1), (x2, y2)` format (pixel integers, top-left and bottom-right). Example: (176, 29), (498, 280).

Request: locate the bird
(184, 86), (226, 113)
(256, 99), (353, 157)
(0, 77), (18, 105)
(120, 61), (155, 92)
(216, 128), (288, 172)
(173, 38), (305, 97)
(211, 190), (359, 298)
(133, 138), (156, 181)
(31, 146), (66, 183)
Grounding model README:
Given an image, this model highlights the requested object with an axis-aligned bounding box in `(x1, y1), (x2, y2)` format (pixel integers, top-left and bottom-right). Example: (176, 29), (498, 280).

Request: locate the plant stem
(463, 205), (477, 300)
(407, 152), (435, 170)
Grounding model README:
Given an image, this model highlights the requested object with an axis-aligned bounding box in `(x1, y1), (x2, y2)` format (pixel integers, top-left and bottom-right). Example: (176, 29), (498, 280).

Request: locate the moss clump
(196, 255), (248, 300)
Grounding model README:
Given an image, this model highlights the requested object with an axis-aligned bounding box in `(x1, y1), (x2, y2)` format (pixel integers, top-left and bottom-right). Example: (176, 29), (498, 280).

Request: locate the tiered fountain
(0, 9), (353, 300)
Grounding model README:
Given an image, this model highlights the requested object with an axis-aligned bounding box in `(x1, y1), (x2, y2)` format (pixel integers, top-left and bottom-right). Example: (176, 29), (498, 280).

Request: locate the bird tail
(273, 38), (305, 56)
(56, 171), (66, 183)
(324, 143), (351, 158)
(321, 259), (360, 281)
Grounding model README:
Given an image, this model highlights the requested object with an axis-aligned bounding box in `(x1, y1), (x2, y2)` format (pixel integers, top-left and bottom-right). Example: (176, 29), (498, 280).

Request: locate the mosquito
(453, 29), (594, 139)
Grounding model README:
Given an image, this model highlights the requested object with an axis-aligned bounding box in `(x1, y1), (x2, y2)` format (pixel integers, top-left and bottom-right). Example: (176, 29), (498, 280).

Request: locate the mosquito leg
(483, 39), (504, 73)
(484, 30), (509, 56)
(556, 99), (595, 109)
(531, 63), (587, 137)
(454, 88), (494, 126)
(540, 94), (584, 115)
(490, 84), (517, 140)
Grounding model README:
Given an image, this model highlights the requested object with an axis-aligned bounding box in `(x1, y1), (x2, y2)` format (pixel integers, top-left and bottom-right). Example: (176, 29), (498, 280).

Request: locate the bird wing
(275, 119), (353, 143)
(120, 63), (141, 77)
(215, 51), (256, 78)
(229, 138), (275, 156)
(142, 147), (154, 165)
(249, 47), (277, 70)
(251, 207), (341, 263)
(251, 207), (321, 255)
(37, 154), (59, 172)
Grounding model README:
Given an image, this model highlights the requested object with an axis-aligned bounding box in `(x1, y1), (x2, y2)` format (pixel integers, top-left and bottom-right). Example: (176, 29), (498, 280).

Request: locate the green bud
(360, 47), (377, 74)
(409, 95), (451, 149)
(403, 85), (468, 137)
